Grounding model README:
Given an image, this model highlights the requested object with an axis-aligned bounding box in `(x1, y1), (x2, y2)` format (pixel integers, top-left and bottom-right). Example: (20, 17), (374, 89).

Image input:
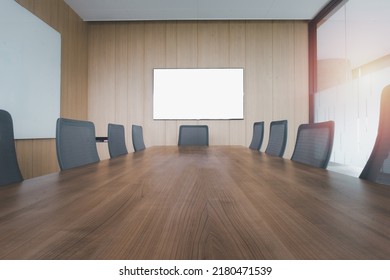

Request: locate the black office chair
(249, 121), (264, 150)
(108, 123), (128, 158)
(132, 124), (146, 152)
(265, 120), (288, 157)
(56, 118), (100, 170)
(178, 125), (209, 146)
(291, 120), (335, 169)
(360, 85), (390, 185)
(0, 109), (23, 186)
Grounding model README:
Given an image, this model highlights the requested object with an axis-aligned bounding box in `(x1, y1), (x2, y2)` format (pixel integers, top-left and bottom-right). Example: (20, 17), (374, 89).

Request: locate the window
(311, 0), (390, 168)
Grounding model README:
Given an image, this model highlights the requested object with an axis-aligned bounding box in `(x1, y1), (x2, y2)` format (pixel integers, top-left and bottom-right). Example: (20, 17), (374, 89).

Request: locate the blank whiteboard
(153, 68), (244, 120)
(0, 0), (61, 139)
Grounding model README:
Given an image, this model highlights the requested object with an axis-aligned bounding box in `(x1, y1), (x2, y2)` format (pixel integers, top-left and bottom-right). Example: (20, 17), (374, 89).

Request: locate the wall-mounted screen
(0, 0), (61, 139)
(153, 68), (244, 120)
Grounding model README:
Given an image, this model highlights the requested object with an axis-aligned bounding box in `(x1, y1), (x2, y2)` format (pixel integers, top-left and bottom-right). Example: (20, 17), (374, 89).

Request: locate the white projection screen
(153, 68), (244, 120)
(0, 0), (61, 139)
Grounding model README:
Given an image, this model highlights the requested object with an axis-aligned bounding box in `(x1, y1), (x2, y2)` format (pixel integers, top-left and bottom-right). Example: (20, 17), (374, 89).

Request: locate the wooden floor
(0, 146), (389, 259)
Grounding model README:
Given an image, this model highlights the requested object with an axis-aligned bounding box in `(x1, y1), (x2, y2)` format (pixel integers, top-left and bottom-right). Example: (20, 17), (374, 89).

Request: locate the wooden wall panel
(272, 22), (295, 157)
(198, 21), (231, 145)
(144, 23), (167, 147)
(176, 22), (199, 140)
(293, 22), (310, 157)
(165, 22), (179, 145)
(245, 22), (273, 149)
(14, 0), (34, 11)
(15, 140), (33, 179)
(115, 24), (129, 127)
(88, 21), (309, 158)
(229, 22), (246, 145)
(198, 21), (230, 67)
(15, 0), (88, 178)
(63, 10), (88, 119)
(177, 22), (198, 67)
(88, 23), (116, 159)
(127, 23), (145, 150)
(113, 23), (130, 154)
(32, 0), (59, 30)
(32, 139), (58, 178)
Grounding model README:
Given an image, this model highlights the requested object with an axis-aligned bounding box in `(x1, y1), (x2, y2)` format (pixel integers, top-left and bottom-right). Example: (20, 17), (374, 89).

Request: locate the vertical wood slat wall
(15, 0), (88, 179)
(88, 21), (309, 160)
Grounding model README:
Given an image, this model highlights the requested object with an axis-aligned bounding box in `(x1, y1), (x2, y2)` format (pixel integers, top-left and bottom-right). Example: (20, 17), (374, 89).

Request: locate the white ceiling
(64, 0), (331, 21)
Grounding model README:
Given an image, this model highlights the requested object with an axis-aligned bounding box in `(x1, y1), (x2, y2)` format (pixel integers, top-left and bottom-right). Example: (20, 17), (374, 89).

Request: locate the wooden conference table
(0, 146), (389, 260)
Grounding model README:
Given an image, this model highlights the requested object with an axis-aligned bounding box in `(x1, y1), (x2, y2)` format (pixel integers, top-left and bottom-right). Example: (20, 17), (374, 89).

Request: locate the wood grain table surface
(0, 146), (389, 260)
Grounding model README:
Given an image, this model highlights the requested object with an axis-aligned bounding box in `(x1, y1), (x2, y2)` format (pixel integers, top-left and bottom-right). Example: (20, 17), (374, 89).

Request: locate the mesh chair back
(178, 125), (209, 146)
(360, 85), (390, 185)
(108, 123), (128, 158)
(265, 120), (288, 157)
(249, 122), (264, 150)
(0, 109), (23, 186)
(291, 121), (334, 168)
(56, 118), (100, 170)
(132, 125), (146, 152)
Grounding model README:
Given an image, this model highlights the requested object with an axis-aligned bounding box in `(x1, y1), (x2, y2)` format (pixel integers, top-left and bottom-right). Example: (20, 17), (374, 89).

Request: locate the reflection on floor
(327, 162), (363, 178)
